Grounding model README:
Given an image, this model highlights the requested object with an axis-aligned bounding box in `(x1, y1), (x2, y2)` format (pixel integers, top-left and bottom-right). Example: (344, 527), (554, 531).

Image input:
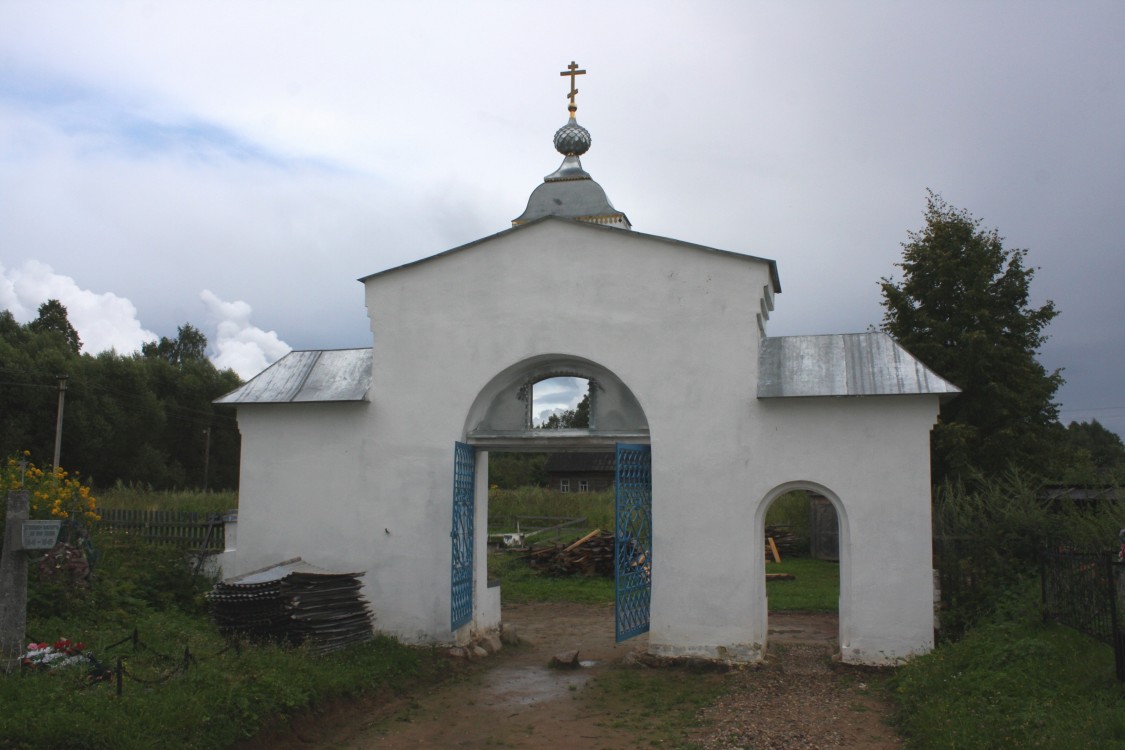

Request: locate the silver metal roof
(215, 348), (372, 405)
(512, 171), (629, 227)
(758, 333), (960, 399)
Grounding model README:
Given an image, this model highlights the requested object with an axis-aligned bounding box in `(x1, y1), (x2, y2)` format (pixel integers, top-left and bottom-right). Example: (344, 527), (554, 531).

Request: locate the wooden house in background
(544, 453), (615, 493)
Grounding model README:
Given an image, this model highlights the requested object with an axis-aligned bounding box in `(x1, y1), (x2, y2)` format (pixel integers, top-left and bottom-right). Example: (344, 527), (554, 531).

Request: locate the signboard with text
(21, 520), (62, 551)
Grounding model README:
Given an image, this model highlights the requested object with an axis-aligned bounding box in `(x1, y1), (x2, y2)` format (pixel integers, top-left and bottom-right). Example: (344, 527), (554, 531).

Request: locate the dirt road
(253, 603), (902, 749)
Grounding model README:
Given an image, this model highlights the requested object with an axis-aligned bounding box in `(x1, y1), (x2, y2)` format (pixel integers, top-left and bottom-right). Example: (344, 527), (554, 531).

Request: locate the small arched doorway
(456, 354), (652, 643)
(756, 482), (851, 653)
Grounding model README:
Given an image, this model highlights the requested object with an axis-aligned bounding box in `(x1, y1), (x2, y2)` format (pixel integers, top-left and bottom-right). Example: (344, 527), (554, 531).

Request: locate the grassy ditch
(891, 585), (1125, 749)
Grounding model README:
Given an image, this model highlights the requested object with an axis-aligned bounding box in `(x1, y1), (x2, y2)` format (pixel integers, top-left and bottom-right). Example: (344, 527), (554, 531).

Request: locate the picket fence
(96, 509), (227, 552)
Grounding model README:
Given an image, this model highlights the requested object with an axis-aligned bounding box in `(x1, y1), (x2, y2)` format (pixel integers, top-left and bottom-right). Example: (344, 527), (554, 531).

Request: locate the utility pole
(53, 375), (68, 469)
(202, 427), (211, 491)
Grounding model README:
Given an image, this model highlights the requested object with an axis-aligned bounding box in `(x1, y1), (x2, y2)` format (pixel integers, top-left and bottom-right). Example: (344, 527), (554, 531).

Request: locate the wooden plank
(563, 528), (602, 553)
(767, 537), (782, 564)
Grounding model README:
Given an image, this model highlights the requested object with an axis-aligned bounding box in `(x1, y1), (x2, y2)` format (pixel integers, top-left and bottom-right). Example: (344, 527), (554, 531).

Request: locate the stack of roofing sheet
(208, 558), (374, 654)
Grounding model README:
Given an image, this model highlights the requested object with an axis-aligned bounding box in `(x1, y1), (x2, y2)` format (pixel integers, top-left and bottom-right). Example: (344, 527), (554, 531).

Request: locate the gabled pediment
(360, 217), (781, 294)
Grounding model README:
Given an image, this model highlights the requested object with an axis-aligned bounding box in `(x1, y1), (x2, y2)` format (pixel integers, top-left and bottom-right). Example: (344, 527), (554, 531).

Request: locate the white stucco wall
(354, 219), (776, 644)
(232, 402), (374, 577)
(646, 394), (937, 665)
(232, 217), (939, 663)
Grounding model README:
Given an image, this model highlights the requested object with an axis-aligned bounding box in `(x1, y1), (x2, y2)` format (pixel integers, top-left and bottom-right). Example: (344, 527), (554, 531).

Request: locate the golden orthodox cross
(560, 61), (586, 110)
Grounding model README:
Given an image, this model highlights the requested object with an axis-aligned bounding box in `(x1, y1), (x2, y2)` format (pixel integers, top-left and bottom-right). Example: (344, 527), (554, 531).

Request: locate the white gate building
(218, 67), (957, 665)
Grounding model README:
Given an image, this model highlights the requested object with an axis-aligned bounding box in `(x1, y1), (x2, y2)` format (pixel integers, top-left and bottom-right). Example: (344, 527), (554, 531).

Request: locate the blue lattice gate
(451, 442), (475, 632)
(615, 443), (652, 642)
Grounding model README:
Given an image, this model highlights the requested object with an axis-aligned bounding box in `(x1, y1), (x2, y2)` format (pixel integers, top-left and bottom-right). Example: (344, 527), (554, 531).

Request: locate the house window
(578, 480), (589, 492)
(560, 479), (570, 493)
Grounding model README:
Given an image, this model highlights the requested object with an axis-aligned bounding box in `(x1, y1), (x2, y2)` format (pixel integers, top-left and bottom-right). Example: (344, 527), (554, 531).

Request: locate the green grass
(488, 548), (614, 604)
(582, 663), (729, 748)
(2, 614), (441, 750)
(490, 546), (841, 612)
(891, 587), (1125, 748)
(766, 557), (839, 612)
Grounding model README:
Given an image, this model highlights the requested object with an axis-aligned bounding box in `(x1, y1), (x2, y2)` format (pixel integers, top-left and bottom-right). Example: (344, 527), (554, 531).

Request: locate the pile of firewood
(526, 529), (615, 577)
(765, 524), (803, 557)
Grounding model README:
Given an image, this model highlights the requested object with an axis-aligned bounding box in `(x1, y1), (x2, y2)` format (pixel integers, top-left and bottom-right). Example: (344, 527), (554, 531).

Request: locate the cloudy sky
(1, 1), (1122, 435)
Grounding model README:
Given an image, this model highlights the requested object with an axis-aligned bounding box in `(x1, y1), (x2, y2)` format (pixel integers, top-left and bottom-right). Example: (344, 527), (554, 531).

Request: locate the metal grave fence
(1041, 545), (1125, 681)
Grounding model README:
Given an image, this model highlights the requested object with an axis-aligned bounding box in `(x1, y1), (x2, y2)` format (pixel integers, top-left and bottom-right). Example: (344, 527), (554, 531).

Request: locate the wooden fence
(96, 509), (227, 552)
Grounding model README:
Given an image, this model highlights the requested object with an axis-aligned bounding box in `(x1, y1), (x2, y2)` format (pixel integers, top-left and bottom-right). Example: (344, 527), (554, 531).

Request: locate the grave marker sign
(21, 520), (62, 551)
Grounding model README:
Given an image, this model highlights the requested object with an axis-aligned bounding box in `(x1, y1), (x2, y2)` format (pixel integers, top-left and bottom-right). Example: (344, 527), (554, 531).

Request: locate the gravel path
(244, 605), (903, 749)
(689, 641), (902, 749)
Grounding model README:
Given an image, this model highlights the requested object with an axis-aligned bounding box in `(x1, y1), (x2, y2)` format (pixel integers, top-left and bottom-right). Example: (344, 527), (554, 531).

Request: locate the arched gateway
(458, 355), (653, 641)
(218, 63), (958, 665)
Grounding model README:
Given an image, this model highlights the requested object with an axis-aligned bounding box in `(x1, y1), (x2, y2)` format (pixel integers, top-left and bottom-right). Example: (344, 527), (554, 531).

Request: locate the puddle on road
(479, 664), (594, 708)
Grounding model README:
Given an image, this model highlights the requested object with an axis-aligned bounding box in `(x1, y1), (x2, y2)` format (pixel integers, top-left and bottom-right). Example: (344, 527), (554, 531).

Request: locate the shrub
(933, 470), (1125, 638)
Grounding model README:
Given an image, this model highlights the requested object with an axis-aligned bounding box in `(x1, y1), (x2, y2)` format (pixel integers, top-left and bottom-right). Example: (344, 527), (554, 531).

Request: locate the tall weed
(488, 486), (614, 532)
(97, 484), (237, 514)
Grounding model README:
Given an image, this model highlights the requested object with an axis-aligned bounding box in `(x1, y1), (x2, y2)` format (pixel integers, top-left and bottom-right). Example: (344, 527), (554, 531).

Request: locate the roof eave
(360, 216), (780, 293)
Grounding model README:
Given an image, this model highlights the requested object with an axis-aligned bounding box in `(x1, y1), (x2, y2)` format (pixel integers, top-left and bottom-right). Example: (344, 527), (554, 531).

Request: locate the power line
(1059, 406), (1125, 414)
(0, 380), (56, 389)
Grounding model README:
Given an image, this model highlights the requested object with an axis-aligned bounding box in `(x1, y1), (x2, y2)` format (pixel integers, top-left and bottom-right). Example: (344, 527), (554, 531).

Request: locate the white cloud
(1, 2), (1123, 436)
(531, 377), (586, 426)
(200, 289), (291, 380)
(0, 263), (292, 380)
(0, 260), (157, 353)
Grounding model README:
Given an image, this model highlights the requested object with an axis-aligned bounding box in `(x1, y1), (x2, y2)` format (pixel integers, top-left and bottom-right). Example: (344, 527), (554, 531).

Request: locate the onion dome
(553, 118), (591, 156)
(512, 62), (630, 229)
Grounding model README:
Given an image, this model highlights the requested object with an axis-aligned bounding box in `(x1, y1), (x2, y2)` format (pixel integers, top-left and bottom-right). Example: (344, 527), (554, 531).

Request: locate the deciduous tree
(1064, 419), (1125, 477)
(28, 300), (81, 354)
(141, 324), (208, 367)
(1, 309), (242, 490)
(539, 393), (590, 429)
(880, 191), (1063, 483)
